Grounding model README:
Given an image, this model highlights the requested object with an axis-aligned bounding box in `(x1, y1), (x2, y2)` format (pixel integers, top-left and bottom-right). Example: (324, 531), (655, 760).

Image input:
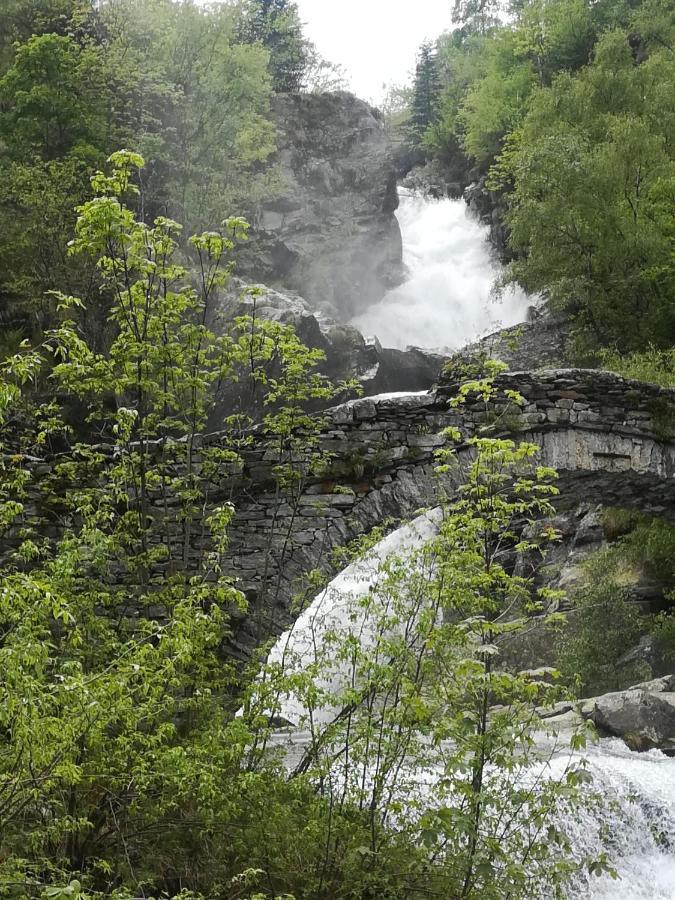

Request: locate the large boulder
(584, 676), (675, 752)
(238, 92), (404, 321)
(401, 159), (465, 200)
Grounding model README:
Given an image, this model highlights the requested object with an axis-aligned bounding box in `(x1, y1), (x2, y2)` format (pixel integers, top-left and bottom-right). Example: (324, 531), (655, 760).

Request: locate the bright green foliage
(251, 380), (597, 898)
(460, 30), (536, 164)
(498, 22), (675, 351)
(424, 28), (486, 166)
(431, 0), (607, 167)
(0, 34), (106, 160)
(1, 262), (599, 896)
(0, 151), (353, 897)
(601, 346), (675, 388)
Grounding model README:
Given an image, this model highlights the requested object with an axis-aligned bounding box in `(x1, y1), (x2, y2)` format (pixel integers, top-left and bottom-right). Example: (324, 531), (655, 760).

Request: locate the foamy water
(267, 513), (675, 899)
(350, 189), (530, 351)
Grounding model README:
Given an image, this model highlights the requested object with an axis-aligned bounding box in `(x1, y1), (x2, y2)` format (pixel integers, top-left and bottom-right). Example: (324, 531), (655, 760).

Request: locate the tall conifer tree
(410, 41), (441, 144)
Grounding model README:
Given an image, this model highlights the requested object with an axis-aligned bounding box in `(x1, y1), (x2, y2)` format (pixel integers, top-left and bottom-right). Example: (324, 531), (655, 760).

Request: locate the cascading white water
(350, 189), (531, 352)
(552, 741), (675, 899)
(268, 502), (675, 899)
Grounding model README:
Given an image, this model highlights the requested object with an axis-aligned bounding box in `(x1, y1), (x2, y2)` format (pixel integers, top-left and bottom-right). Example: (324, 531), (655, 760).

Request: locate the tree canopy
(0, 0), (309, 342)
(413, 0), (675, 353)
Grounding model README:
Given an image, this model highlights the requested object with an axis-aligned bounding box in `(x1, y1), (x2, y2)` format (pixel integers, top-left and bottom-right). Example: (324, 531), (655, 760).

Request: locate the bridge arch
(221, 369), (675, 657)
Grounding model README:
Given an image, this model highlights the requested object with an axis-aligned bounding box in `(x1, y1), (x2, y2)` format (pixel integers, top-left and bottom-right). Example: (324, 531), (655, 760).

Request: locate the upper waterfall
(350, 189), (531, 352)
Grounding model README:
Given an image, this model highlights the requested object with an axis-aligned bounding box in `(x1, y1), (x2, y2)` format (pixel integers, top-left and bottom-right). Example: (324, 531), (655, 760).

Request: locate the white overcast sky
(294, 0), (451, 102)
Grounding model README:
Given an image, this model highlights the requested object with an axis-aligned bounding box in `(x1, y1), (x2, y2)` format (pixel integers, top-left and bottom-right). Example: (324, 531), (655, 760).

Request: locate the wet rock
(401, 159), (466, 199)
(584, 676), (675, 752)
(209, 280), (446, 418)
(464, 176), (511, 261)
(447, 307), (573, 374)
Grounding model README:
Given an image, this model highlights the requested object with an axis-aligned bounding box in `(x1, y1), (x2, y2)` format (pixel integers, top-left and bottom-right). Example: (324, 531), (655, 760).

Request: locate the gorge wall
(238, 92), (403, 320)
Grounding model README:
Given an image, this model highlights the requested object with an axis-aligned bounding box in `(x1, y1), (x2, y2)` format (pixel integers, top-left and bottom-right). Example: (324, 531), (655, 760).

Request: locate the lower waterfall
(350, 189), (531, 352)
(267, 502), (675, 900)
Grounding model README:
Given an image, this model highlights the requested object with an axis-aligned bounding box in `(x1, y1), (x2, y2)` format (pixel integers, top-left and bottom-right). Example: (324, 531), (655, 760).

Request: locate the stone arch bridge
(216, 368), (675, 658)
(5, 368), (674, 659)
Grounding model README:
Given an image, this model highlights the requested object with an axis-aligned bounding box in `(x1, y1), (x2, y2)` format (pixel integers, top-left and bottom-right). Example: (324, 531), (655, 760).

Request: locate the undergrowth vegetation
(555, 514), (675, 694)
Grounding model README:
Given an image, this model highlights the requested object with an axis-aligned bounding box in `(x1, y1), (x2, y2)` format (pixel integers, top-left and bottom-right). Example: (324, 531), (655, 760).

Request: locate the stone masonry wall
(220, 369), (675, 656)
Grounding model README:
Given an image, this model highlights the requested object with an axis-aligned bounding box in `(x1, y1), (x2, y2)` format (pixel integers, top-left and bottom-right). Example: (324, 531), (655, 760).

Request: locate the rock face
(584, 676), (675, 752)
(401, 159), (465, 200)
(465, 176), (511, 261)
(448, 308), (573, 373)
(238, 92), (403, 320)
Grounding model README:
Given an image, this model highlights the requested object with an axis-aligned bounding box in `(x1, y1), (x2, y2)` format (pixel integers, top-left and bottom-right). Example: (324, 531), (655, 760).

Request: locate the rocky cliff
(446, 307), (573, 372)
(238, 92), (403, 320)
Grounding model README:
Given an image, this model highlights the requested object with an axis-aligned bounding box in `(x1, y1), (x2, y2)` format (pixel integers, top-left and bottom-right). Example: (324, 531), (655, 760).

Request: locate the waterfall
(267, 503), (675, 899)
(350, 189), (531, 351)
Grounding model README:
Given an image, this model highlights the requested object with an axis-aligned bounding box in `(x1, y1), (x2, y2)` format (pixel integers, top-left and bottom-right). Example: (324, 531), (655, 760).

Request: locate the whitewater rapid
(350, 189), (531, 351)
(267, 503), (675, 900)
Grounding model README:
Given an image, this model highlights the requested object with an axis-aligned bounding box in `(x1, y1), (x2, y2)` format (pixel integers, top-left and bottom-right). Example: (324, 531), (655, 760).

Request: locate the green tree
(451, 0), (503, 34)
(495, 22), (675, 351)
(0, 0), (278, 340)
(0, 33), (106, 160)
(97, 0), (277, 230)
(409, 41), (441, 145)
(236, 0), (308, 92)
(0, 32), (108, 337)
(0, 150), (346, 897)
(249, 372), (600, 898)
(0, 0), (99, 70)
